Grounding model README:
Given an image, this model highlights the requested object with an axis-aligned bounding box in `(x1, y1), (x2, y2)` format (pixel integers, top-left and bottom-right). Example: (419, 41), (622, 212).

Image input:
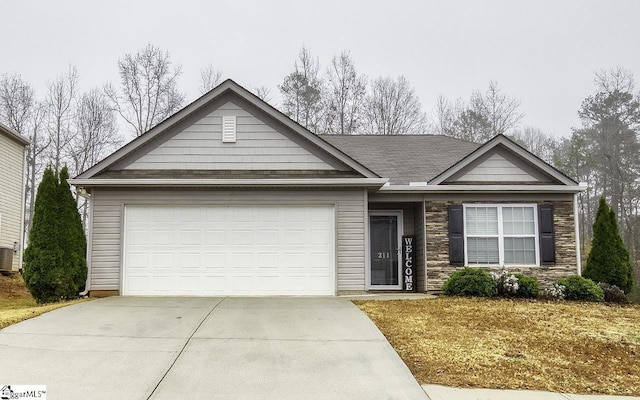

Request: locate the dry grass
(0, 274), (87, 329)
(355, 297), (640, 396)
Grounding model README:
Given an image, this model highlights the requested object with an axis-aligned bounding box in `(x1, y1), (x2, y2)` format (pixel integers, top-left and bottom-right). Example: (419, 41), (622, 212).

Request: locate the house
(70, 80), (584, 296)
(0, 122), (29, 272)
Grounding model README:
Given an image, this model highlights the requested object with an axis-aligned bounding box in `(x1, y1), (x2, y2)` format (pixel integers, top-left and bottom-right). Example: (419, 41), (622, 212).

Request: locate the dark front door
(369, 214), (400, 288)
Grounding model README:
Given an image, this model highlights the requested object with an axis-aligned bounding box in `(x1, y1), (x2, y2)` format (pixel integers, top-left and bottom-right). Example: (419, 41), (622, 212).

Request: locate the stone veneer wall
(425, 200), (578, 292)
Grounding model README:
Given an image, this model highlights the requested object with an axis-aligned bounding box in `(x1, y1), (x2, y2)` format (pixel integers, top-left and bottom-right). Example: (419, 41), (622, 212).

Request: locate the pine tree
(584, 198), (633, 293)
(23, 166), (87, 303)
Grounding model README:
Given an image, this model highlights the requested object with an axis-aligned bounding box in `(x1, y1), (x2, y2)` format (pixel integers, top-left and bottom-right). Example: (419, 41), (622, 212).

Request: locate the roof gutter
(69, 177), (389, 189)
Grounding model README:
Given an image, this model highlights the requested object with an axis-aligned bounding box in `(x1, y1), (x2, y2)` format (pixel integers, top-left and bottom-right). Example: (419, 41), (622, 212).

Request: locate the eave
(377, 184), (587, 194)
(69, 177), (388, 189)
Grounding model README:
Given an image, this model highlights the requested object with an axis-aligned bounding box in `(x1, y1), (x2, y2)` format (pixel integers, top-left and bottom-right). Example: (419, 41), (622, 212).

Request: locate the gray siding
(89, 188), (366, 293)
(121, 101), (336, 171)
(449, 149), (552, 183)
(0, 133), (25, 270)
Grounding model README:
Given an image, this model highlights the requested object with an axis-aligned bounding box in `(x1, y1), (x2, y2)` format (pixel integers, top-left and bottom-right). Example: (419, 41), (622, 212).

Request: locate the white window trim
(463, 204), (540, 267)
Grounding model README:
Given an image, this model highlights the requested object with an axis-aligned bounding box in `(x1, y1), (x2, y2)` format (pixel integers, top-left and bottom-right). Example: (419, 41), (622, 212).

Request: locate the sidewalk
(422, 385), (640, 400)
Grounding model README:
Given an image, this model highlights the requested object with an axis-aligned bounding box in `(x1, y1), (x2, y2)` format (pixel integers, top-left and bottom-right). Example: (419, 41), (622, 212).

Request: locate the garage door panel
(153, 253), (174, 269)
(152, 230), (174, 245)
(123, 205), (335, 296)
(232, 230), (254, 245)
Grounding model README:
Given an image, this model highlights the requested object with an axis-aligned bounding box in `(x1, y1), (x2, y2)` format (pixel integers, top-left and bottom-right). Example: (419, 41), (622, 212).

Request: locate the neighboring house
(0, 122), (29, 272)
(70, 80), (584, 296)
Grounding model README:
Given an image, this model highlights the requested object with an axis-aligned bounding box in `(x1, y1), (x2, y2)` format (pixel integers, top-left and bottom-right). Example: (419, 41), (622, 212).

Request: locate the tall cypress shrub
(23, 166), (87, 303)
(58, 167), (87, 291)
(584, 198), (633, 293)
(608, 207), (633, 293)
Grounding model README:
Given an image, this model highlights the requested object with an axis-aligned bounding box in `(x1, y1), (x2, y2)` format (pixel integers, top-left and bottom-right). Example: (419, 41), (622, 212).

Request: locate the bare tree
(322, 51), (367, 134)
(0, 73), (34, 134)
(252, 86), (272, 103)
(45, 65), (78, 171)
(25, 103), (48, 233)
(471, 81), (523, 139)
(362, 76), (427, 135)
(105, 44), (185, 136)
(509, 126), (558, 164)
(434, 94), (456, 136)
(437, 82), (523, 142)
(70, 88), (122, 226)
(70, 88), (122, 175)
(199, 64), (223, 94)
(594, 66), (635, 93)
(279, 47), (324, 131)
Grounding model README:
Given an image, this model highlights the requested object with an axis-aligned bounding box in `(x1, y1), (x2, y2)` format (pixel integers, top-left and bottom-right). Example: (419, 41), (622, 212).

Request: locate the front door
(369, 212), (402, 289)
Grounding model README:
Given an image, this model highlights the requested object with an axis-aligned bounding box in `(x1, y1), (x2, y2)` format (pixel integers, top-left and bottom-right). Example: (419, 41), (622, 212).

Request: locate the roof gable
(429, 134), (577, 186)
(110, 95), (346, 173)
(76, 80), (378, 180)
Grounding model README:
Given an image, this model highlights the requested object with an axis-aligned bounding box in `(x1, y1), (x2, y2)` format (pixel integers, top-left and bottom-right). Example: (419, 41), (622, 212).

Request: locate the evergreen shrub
(443, 268), (496, 297)
(555, 275), (604, 302)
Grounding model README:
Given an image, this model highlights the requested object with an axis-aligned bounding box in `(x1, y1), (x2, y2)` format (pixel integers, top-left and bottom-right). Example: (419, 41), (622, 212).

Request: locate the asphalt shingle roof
(320, 134), (481, 185)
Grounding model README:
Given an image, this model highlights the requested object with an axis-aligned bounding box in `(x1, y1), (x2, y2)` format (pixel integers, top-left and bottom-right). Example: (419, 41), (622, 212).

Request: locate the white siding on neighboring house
(454, 152), (551, 183)
(89, 188), (366, 293)
(0, 133), (26, 271)
(119, 101), (340, 171)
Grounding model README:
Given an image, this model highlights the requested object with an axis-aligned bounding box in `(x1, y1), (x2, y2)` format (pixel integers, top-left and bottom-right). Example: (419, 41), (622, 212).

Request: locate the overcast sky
(2, 0), (639, 139)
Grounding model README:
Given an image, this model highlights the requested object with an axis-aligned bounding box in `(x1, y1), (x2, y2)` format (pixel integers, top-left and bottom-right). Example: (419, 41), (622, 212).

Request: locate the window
(464, 204), (538, 266)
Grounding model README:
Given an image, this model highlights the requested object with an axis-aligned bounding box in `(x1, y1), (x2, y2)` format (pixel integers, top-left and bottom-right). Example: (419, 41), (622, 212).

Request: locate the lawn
(0, 274), (87, 329)
(355, 297), (640, 396)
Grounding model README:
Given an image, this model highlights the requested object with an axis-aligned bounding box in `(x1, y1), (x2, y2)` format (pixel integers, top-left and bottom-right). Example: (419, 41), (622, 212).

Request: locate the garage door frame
(120, 202), (338, 296)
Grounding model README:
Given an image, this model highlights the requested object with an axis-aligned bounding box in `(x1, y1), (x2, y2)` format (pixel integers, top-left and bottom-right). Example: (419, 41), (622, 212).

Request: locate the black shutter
(449, 205), (464, 265)
(538, 204), (555, 265)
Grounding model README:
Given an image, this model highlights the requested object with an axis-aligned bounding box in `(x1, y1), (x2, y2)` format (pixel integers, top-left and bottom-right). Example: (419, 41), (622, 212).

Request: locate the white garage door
(123, 205), (335, 296)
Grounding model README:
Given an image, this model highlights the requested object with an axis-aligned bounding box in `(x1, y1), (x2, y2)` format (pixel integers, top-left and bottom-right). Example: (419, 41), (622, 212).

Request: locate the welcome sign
(402, 236), (416, 292)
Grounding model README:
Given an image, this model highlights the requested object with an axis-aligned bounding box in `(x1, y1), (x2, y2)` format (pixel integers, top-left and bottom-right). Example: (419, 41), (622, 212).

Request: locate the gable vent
(222, 116), (237, 143)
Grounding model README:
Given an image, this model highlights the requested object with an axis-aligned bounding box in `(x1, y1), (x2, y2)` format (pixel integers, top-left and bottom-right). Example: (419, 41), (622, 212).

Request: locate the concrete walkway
(422, 384), (640, 400)
(0, 296), (427, 400)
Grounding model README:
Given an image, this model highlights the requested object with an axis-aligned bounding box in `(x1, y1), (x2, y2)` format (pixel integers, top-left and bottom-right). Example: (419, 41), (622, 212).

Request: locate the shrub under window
(442, 268), (496, 297)
(555, 276), (604, 302)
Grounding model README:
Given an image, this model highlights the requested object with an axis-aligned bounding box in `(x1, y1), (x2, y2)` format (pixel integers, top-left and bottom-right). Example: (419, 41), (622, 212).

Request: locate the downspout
(18, 145), (28, 272)
(574, 192), (582, 275)
(77, 188), (92, 297)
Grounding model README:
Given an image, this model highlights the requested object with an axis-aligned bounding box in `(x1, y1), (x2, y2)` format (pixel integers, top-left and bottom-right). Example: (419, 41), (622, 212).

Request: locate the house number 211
(377, 252), (391, 259)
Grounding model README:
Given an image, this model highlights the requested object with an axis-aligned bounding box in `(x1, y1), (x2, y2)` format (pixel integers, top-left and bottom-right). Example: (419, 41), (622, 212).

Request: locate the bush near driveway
(23, 166), (87, 303)
(355, 297), (640, 396)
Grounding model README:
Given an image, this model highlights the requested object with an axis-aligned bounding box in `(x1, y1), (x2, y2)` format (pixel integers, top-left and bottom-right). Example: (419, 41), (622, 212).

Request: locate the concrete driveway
(0, 297), (428, 400)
